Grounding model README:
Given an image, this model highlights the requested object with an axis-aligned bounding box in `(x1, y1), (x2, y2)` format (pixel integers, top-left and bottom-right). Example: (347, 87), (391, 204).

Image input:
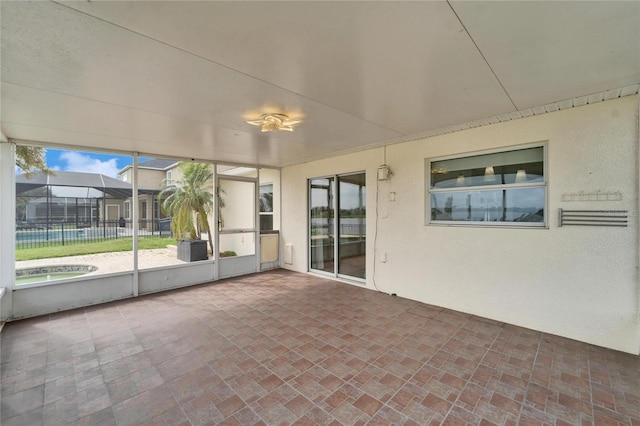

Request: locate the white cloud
(58, 151), (120, 178)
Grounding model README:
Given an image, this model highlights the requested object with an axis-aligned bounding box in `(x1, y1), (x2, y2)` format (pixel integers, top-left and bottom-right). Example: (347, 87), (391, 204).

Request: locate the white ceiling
(1, 1), (639, 167)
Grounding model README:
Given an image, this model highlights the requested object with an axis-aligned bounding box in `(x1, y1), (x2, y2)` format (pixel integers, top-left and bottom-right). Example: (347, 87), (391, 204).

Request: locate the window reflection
(429, 146), (546, 226)
(431, 188), (544, 223)
(338, 173), (366, 279)
(431, 147), (544, 188)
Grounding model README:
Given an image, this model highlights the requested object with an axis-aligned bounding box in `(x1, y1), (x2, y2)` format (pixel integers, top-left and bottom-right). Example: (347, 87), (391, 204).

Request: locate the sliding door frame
(308, 171), (366, 283)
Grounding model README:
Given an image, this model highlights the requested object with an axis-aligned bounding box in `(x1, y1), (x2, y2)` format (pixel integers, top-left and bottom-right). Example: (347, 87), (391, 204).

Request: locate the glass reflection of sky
(310, 178), (365, 210)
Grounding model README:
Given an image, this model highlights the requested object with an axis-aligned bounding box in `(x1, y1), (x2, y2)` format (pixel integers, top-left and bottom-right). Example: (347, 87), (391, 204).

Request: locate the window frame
(259, 183), (274, 231)
(426, 143), (548, 228)
(307, 171), (367, 282)
(140, 200), (147, 220)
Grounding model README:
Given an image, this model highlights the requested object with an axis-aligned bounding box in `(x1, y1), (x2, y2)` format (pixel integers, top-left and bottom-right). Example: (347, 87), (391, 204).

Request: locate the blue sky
(43, 149), (149, 178)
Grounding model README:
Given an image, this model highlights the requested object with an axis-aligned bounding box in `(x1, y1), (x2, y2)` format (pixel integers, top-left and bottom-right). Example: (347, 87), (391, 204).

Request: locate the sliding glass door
(309, 177), (334, 274)
(309, 172), (366, 281)
(337, 173), (366, 279)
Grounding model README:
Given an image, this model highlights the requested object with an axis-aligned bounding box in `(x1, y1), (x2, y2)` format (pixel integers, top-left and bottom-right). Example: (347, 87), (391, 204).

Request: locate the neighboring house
(118, 159), (179, 231)
(118, 159), (277, 233)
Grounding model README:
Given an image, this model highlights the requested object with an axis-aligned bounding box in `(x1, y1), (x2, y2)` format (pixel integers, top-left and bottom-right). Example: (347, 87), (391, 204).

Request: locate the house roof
(1, 2), (639, 167)
(16, 171), (159, 199)
(118, 159), (179, 175)
(138, 159), (179, 170)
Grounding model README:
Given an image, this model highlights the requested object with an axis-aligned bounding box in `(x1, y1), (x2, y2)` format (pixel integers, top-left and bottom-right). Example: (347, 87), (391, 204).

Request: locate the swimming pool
(15, 264), (98, 285)
(15, 228), (98, 242)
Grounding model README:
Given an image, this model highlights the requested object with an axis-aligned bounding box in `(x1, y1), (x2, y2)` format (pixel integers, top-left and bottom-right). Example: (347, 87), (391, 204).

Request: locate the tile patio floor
(1, 270), (639, 425)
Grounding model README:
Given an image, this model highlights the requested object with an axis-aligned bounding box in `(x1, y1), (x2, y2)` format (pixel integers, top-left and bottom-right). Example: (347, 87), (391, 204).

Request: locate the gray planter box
(177, 239), (208, 262)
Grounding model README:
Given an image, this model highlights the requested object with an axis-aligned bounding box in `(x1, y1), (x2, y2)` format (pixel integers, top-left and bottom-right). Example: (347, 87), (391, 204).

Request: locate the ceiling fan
(246, 113), (302, 132)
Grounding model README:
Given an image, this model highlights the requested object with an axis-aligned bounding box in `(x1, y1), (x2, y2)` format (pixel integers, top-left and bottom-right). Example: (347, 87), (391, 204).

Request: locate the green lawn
(16, 237), (176, 261)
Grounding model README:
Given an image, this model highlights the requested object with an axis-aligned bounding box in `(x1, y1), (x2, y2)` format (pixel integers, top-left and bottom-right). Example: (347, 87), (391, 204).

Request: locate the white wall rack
(558, 209), (628, 227)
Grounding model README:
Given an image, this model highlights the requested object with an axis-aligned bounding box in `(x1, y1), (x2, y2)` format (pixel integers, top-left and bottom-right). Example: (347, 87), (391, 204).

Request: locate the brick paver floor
(2, 270), (639, 425)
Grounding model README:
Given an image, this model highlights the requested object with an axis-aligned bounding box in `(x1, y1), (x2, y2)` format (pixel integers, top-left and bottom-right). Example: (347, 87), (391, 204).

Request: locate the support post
(0, 140), (16, 320)
(132, 153), (139, 297)
(103, 196), (106, 238)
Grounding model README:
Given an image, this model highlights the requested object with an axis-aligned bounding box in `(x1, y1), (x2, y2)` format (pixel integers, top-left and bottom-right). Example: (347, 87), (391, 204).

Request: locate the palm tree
(259, 192), (273, 213)
(16, 146), (51, 176)
(159, 162), (214, 255)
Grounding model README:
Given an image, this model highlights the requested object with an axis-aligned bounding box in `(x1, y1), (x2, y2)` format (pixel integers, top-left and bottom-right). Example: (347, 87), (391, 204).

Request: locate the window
(165, 170), (173, 186)
(259, 184), (274, 231)
(124, 201), (131, 219)
(121, 171), (128, 182)
(141, 200), (147, 219)
(427, 145), (546, 226)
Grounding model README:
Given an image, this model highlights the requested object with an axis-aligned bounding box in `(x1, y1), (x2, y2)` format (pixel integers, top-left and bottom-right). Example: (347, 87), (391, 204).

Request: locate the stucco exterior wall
(137, 168), (168, 190)
(281, 95), (640, 354)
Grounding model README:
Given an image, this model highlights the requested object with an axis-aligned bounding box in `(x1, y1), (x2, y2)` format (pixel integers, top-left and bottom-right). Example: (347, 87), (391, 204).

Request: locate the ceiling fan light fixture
(246, 113), (302, 132)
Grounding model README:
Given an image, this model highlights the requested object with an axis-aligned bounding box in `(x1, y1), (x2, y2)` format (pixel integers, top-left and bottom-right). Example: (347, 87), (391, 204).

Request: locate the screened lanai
(1, 1), (640, 424)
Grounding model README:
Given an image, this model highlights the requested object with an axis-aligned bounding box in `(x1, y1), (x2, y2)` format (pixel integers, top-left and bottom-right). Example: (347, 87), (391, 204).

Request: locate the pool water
(16, 272), (89, 285)
(15, 228), (88, 242)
